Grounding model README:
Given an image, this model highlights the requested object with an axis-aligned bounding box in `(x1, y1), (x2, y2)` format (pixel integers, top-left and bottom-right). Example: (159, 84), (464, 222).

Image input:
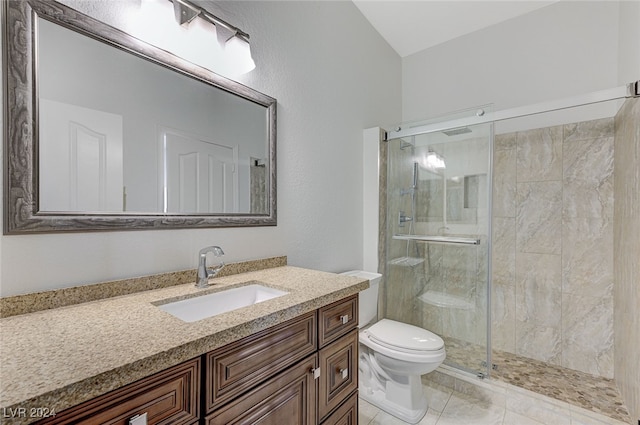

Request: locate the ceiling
(352, 1), (558, 57)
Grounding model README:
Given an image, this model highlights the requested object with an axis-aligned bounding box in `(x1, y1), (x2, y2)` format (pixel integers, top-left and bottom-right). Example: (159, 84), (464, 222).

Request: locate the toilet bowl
(341, 271), (446, 424)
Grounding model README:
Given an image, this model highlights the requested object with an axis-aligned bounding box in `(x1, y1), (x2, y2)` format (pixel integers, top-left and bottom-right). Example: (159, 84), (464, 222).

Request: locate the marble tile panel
(516, 125), (563, 182)
(491, 217), (515, 286)
(443, 308), (481, 346)
(369, 408), (440, 425)
(491, 281), (516, 353)
(358, 399), (379, 425)
(516, 181), (562, 254)
(515, 321), (562, 365)
(561, 293), (613, 379)
(419, 303), (444, 336)
(503, 410), (546, 425)
(453, 379), (506, 408)
(437, 392), (505, 425)
(515, 252), (561, 293)
(516, 291), (561, 332)
(423, 379), (454, 413)
(561, 217), (613, 298)
(495, 132), (516, 151)
(613, 97), (640, 423)
(564, 117), (614, 143)
(424, 369), (456, 389)
(563, 137), (614, 220)
(505, 392), (572, 425)
(492, 148), (517, 218)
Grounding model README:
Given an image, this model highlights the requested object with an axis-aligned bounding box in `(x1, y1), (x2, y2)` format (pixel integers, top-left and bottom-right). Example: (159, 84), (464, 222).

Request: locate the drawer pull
(339, 368), (348, 379)
(129, 413), (148, 425)
(340, 315), (349, 325)
(310, 367), (321, 379)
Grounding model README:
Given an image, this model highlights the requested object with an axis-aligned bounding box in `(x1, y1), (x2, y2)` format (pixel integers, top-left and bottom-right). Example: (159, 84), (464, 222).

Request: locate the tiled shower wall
(613, 97), (640, 421)
(492, 117), (615, 379)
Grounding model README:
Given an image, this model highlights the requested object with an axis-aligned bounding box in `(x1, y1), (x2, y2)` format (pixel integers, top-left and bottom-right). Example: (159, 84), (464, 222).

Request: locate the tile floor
(358, 366), (632, 425)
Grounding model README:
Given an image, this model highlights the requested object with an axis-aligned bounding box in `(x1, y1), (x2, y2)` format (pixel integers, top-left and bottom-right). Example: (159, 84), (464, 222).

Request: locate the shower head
(400, 162), (419, 196)
(442, 127), (472, 136)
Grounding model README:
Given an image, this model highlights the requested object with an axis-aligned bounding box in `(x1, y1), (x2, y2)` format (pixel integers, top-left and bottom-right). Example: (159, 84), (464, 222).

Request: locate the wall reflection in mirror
(38, 18), (268, 215)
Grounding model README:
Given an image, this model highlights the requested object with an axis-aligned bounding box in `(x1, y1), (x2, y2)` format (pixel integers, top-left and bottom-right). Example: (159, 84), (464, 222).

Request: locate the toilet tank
(340, 270), (382, 327)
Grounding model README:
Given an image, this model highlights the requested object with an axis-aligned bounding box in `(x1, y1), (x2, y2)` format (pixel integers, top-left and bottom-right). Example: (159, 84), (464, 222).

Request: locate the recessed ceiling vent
(442, 127), (472, 136)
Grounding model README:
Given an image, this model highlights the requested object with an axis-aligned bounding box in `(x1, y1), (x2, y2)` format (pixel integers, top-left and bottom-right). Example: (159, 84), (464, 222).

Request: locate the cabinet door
(318, 330), (358, 422)
(206, 312), (317, 412)
(321, 392), (358, 425)
(206, 355), (317, 425)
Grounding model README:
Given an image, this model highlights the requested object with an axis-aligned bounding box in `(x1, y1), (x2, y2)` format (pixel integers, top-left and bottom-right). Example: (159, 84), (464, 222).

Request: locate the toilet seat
(360, 319), (446, 364)
(368, 319), (444, 352)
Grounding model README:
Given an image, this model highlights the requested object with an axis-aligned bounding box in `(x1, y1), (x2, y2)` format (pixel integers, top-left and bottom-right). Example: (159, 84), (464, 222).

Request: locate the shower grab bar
(393, 234), (481, 245)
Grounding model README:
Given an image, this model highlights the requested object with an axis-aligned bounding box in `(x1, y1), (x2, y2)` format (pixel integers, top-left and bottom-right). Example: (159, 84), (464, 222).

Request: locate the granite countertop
(0, 266), (368, 423)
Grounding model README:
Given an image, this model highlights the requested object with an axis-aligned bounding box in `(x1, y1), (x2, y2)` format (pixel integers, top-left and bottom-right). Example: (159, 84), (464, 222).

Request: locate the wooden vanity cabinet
(37, 295), (359, 425)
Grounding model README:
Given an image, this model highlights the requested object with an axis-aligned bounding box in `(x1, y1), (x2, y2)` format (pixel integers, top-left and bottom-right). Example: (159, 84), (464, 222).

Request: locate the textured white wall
(401, 1), (621, 126)
(617, 0), (640, 86)
(0, 1), (401, 296)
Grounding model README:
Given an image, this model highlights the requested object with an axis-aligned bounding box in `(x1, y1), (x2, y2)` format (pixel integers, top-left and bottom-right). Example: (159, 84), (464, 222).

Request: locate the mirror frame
(2, 0), (277, 234)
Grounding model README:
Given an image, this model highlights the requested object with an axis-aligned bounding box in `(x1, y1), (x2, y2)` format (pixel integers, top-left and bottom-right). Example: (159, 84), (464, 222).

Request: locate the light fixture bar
(170, 0), (250, 41)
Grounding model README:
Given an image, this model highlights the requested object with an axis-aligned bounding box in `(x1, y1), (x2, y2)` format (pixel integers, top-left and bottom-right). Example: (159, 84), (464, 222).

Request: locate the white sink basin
(157, 283), (288, 323)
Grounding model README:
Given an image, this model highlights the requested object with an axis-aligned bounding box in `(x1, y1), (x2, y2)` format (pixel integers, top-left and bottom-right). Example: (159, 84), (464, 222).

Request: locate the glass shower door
(384, 119), (493, 378)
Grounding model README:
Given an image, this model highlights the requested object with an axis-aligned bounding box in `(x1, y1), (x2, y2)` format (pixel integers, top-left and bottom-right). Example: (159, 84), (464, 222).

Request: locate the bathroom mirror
(3, 0), (276, 234)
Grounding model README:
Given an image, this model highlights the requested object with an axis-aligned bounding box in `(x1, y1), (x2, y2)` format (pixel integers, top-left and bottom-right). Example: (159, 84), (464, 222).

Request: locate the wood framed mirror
(3, 0), (276, 234)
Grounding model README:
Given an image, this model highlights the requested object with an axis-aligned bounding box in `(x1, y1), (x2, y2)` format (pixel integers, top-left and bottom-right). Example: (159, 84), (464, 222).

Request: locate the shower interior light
(419, 150), (446, 171)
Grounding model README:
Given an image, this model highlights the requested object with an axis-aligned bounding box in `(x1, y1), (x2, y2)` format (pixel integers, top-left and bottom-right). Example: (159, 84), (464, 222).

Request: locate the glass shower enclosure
(383, 111), (493, 378)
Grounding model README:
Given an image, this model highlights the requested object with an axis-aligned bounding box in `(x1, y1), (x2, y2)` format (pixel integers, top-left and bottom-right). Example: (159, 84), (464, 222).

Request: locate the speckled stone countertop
(0, 266), (368, 424)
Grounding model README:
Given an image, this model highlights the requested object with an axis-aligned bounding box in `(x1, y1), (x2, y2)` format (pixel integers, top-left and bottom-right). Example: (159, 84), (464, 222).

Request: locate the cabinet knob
(338, 368), (348, 379)
(340, 315), (349, 324)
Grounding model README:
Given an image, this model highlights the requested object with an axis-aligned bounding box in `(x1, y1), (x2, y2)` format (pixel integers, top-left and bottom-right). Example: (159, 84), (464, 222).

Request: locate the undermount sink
(157, 283), (288, 323)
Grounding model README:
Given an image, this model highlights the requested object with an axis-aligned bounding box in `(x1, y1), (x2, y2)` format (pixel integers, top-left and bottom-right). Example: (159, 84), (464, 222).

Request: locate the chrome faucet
(196, 246), (225, 288)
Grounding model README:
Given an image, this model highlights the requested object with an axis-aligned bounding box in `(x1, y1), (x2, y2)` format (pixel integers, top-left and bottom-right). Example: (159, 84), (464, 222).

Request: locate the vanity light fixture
(170, 0), (255, 74)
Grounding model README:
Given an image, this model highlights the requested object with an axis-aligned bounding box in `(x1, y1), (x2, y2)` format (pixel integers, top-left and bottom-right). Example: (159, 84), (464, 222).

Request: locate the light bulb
(224, 35), (256, 75)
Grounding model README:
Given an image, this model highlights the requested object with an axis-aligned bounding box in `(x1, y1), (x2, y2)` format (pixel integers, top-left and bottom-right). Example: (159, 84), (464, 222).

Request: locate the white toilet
(341, 271), (446, 424)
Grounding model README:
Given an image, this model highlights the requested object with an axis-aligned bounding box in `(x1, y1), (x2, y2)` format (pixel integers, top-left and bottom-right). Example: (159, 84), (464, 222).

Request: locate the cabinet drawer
(38, 358), (200, 425)
(318, 295), (358, 347)
(321, 392), (358, 425)
(206, 311), (317, 412)
(318, 330), (358, 422)
(205, 355), (317, 425)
